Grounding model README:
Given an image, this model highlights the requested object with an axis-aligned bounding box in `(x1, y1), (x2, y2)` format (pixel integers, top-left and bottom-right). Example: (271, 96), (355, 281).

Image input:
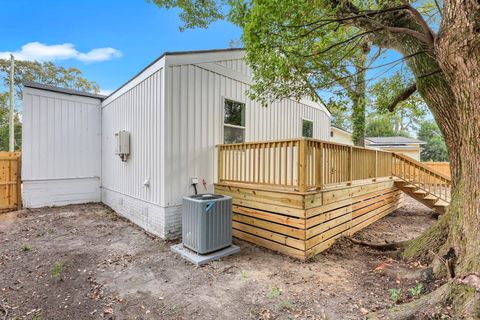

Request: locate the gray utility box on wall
(182, 194), (233, 254)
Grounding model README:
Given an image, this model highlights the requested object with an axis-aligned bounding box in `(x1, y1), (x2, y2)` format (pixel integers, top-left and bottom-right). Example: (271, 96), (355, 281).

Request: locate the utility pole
(9, 54), (14, 152)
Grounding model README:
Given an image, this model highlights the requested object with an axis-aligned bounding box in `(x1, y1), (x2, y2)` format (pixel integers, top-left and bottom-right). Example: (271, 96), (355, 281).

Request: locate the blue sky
(0, 0), (242, 94)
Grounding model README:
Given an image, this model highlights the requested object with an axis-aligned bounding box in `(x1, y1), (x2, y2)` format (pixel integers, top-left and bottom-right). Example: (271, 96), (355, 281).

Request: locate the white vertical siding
(214, 59), (252, 77)
(163, 62), (330, 206)
(101, 68), (164, 205)
(22, 87), (102, 207)
(22, 88), (102, 180)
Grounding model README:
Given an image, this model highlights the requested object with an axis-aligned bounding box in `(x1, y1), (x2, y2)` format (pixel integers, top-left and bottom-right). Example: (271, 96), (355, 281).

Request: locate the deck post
(374, 150), (378, 181)
(348, 146), (353, 185)
(316, 142), (323, 190)
(217, 146), (223, 182)
(298, 139), (307, 193)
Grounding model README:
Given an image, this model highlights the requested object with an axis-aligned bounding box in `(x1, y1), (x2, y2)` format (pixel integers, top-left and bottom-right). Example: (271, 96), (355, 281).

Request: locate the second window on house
(224, 99), (245, 144)
(302, 119), (313, 138)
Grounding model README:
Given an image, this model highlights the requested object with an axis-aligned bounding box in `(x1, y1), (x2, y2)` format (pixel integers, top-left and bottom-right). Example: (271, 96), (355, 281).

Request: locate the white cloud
(99, 89), (113, 96)
(0, 42), (122, 63)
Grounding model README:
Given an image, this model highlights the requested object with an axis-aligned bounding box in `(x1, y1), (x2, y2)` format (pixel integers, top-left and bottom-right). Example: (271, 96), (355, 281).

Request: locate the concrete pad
(171, 243), (240, 266)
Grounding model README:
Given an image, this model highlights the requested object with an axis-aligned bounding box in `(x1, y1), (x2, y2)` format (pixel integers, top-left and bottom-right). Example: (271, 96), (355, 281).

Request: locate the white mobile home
(23, 48), (331, 239)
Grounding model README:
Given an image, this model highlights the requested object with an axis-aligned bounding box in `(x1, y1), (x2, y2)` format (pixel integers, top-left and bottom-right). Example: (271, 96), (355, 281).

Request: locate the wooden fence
(423, 162), (451, 178)
(0, 152), (21, 212)
(217, 138), (393, 192)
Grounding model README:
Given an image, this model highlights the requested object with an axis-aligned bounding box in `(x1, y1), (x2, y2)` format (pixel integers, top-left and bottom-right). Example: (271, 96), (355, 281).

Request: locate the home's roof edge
(23, 81), (106, 100)
(105, 48), (245, 100)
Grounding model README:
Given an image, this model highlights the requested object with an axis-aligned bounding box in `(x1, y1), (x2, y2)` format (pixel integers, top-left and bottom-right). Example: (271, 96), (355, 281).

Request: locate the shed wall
(22, 88), (102, 207)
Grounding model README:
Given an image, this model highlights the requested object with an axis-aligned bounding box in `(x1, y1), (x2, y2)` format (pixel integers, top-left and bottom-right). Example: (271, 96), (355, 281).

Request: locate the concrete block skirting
(101, 188), (182, 240)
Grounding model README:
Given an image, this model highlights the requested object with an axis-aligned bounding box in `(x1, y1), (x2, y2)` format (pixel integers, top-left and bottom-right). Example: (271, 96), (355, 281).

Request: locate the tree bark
(339, 0), (480, 316)
(434, 0), (480, 279)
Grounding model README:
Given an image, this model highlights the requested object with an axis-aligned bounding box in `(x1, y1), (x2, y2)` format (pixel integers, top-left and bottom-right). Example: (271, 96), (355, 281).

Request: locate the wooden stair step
(423, 194), (438, 201)
(402, 184), (418, 189)
(434, 200), (449, 207)
(413, 190), (428, 195)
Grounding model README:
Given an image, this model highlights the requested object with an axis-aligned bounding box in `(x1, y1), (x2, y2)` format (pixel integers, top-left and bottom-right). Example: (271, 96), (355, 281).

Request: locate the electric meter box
(115, 131), (130, 156)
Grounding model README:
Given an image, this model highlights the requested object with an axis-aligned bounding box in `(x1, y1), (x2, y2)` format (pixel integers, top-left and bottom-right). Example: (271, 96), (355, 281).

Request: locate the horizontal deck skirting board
(215, 184), (306, 211)
(215, 179), (402, 260)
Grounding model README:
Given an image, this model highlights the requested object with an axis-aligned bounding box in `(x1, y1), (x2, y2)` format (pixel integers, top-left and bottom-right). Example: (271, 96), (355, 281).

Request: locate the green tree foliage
(418, 120), (448, 162)
(366, 115), (395, 137)
(365, 114), (412, 137)
(369, 70), (427, 135)
(326, 98), (351, 132)
(0, 59), (99, 151)
(0, 59), (100, 98)
(0, 109), (22, 151)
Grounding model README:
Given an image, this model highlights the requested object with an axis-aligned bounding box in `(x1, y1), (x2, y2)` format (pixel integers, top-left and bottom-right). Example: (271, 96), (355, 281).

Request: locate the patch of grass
(409, 283), (424, 299)
(277, 299), (292, 311)
(51, 260), (63, 280)
(21, 243), (32, 252)
(241, 271), (248, 280)
(248, 307), (258, 319)
(31, 312), (42, 320)
(267, 287), (281, 299)
(388, 288), (403, 303)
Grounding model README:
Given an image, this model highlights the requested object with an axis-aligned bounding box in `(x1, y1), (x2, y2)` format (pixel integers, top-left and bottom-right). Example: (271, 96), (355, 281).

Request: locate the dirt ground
(0, 197), (446, 320)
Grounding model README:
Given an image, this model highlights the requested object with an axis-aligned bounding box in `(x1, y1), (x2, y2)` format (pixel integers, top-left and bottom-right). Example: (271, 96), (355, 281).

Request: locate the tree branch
(403, 2), (436, 47)
(382, 26), (433, 47)
(388, 83), (417, 112)
(280, 5), (409, 28)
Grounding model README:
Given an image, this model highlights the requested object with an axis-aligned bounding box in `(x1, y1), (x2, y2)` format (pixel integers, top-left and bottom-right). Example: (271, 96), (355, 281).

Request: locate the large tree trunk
(392, 1), (480, 317)
(341, 0), (480, 316)
(435, 0), (480, 280)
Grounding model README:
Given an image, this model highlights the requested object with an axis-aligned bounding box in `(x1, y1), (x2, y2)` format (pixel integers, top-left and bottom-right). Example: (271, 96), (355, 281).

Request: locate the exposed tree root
(401, 211), (450, 261)
(348, 237), (408, 251)
(368, 284), (449, 320)
(381, 267), (434, 283)
(368, 278), (480, 320)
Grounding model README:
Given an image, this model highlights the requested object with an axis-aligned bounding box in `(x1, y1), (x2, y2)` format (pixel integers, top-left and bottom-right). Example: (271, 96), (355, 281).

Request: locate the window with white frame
(224, 99), (245, 144)
(302, 119), (313, 138)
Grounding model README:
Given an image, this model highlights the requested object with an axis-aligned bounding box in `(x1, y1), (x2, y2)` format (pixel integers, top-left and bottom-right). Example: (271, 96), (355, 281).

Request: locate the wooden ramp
(0, 152), (21, 213)
(392, 153), (451, 214)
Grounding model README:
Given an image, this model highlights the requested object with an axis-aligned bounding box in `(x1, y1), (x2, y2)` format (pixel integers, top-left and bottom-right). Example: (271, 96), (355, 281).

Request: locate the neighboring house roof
(24, 81), (106, 100)
(331, 126), (352, 135)
(365, 136), (426, 145)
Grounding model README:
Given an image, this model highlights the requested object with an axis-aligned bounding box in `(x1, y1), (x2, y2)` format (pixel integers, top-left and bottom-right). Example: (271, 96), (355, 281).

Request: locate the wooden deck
(216, 179), (402, 260)
(214, 138), (405, 260)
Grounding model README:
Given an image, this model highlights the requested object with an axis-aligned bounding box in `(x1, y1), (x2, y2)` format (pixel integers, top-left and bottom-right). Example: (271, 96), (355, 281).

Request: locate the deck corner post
(374, 150), (378, 181)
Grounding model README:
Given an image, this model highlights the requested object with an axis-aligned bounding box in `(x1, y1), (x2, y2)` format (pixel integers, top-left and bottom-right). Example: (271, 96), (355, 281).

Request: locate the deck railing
(392, 153), (451, 202)
(217, 138), (393, 192)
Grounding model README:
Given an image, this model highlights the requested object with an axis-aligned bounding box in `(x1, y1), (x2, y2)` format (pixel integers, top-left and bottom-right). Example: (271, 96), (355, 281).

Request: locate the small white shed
(23, 48), (331, 239)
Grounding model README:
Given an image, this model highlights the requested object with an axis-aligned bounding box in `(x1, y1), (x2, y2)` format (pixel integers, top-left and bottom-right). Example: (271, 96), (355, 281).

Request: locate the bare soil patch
(0, 197), (442, 319)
